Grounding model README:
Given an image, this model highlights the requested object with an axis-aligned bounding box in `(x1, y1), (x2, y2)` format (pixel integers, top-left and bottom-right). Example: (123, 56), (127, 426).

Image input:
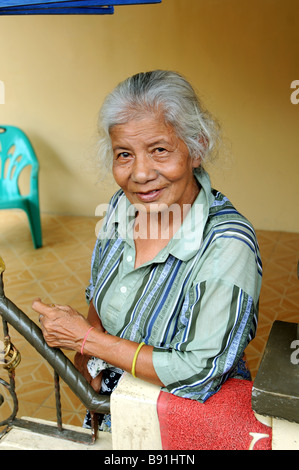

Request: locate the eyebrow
(112, 145), (129, 151)
(147, 139), (170, 148)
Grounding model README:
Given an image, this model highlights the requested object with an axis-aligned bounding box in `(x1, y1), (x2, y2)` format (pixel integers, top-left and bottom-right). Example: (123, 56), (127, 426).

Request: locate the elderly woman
(33, 70), (262, 430)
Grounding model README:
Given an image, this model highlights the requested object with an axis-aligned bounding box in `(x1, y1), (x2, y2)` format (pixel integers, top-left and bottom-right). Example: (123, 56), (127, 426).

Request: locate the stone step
(0, 417), (112, 450)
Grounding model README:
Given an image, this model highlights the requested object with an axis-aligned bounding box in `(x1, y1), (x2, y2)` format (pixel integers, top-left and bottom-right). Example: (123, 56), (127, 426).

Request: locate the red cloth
(157, 379), (272, 450)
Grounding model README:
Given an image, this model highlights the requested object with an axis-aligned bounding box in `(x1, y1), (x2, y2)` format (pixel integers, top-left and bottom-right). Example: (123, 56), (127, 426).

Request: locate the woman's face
(110, 113), (201, 215)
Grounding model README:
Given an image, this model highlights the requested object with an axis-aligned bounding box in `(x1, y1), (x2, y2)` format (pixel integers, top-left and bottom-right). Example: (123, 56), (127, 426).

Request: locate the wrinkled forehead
(109, 113), (178, 146)
(108, 103), (168, 131)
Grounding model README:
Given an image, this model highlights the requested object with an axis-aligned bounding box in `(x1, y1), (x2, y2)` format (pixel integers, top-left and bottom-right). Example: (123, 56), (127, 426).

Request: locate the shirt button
(127, 255), (133, 262)
(120, 286), (127, 294)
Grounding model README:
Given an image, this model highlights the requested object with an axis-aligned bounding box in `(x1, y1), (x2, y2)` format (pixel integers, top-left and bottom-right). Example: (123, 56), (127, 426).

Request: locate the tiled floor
(0, 210), (298, 431)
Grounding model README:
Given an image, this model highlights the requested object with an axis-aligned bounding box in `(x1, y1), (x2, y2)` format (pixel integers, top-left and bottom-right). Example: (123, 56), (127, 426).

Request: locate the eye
(115, 151), (131, 160)
(153, 147), (168, 155)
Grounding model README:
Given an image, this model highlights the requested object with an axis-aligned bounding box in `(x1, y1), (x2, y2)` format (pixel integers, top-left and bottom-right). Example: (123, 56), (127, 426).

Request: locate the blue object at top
(0, 0), (160, 4)
(0, 0), (161, 15)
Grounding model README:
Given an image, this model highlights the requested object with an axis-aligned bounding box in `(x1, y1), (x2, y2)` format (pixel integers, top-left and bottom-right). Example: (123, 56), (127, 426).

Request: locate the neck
(133, 202), (196, 242)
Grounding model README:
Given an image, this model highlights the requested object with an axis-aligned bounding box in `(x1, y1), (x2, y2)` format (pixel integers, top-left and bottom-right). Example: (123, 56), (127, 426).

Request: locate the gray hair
(97, 70), (221, 171)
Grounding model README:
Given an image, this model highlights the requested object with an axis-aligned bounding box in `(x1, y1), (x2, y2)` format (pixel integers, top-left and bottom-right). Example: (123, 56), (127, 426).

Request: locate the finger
(32, 299), (59, 317)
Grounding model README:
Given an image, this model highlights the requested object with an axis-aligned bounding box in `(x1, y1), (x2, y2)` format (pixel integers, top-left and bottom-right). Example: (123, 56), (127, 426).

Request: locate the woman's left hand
(32, 298), (91, 352)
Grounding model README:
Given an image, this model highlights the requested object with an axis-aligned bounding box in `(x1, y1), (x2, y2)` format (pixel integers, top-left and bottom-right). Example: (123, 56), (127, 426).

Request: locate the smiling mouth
(135, 188), (164, 202)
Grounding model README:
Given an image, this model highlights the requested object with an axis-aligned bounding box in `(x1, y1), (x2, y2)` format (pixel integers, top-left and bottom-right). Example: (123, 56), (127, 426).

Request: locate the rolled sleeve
(152, 278), (257, 402)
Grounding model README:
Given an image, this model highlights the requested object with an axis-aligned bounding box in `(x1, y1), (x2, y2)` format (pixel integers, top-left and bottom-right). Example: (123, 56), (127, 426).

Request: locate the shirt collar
(168, 168), (214, 261)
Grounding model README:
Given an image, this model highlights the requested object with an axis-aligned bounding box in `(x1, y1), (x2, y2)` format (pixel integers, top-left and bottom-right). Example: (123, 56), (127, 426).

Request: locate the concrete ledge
(111, 372), (162, 450)
(110, 375), (273, 450)
(272, 418), (299, 450)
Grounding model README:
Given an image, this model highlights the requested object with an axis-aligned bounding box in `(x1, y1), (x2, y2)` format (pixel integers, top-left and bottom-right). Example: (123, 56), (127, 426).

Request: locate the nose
(131, 154), (158, 184)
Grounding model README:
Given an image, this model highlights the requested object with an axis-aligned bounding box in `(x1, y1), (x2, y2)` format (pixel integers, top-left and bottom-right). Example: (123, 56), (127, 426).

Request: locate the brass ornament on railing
(1, 337), (21, 372)
(0, 258), (20, 372)
(0, 256), (5, 276)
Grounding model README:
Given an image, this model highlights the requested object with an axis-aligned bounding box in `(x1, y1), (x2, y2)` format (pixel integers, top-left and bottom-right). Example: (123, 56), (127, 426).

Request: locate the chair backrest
(0, 125), (39, 199)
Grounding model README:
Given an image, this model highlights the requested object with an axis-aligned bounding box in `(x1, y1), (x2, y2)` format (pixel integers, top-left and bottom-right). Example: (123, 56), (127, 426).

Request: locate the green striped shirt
(86, 169), (262, 401)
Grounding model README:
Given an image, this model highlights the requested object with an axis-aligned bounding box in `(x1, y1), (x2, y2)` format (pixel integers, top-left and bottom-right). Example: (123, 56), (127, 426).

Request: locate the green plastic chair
(0, 125), (42, 249)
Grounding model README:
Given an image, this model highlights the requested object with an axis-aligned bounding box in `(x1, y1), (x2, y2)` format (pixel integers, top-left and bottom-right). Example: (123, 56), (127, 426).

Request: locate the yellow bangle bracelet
(131, 342), (145, 378)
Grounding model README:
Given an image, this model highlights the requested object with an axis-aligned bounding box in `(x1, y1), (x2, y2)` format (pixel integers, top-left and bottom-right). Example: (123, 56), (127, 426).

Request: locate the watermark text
(290, 339), (299, 365)
(290, 80), (299, 105)
(94, 201), (204, 250)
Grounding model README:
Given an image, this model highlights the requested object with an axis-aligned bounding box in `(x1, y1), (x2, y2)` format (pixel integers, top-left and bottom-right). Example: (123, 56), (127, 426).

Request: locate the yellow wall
(0, 0), (298, 232)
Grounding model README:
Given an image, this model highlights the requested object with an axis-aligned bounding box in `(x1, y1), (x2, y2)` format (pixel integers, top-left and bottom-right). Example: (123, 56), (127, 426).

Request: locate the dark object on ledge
(252, 320), (299, 424)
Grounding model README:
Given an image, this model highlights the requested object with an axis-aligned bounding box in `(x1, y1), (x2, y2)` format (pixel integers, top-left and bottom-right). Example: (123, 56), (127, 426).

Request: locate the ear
(192, 134), (209, 169)
(191, 154), (201, 169)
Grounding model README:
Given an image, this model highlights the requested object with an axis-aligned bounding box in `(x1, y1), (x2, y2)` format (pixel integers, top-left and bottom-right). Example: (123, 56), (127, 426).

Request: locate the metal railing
(0, 256), (110, 445)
